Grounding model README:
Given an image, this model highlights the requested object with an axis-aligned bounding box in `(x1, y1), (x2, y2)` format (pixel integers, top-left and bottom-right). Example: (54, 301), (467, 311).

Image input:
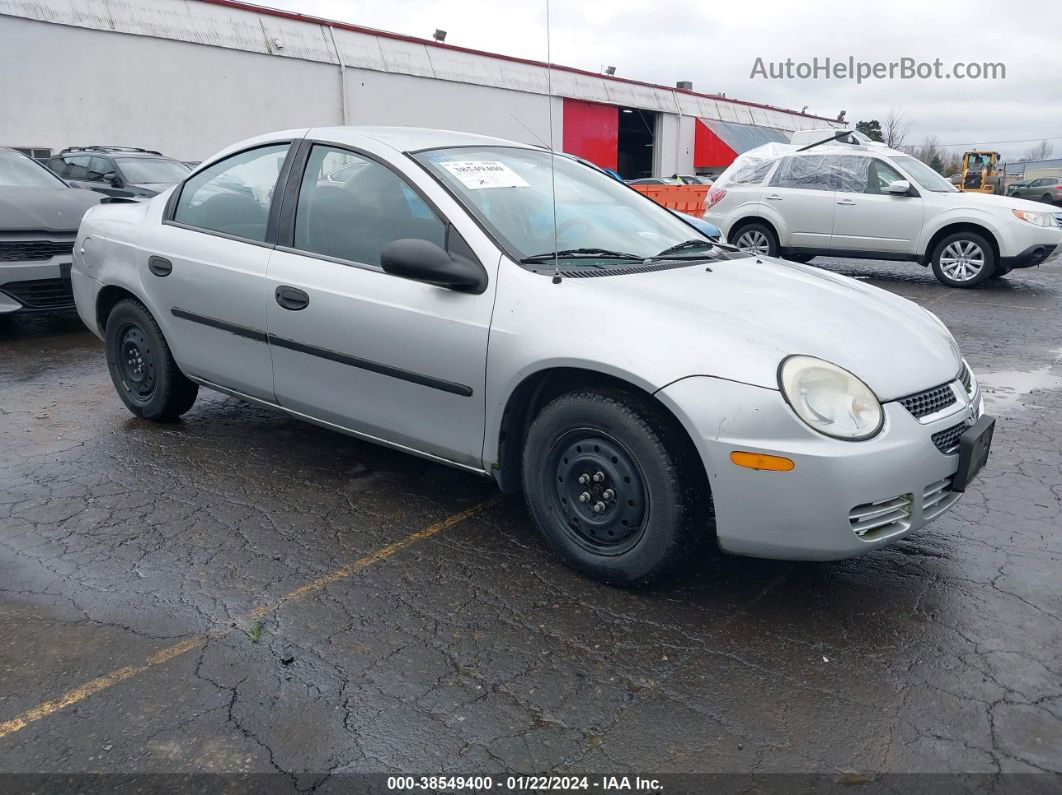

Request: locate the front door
(266, 143), (495, 468)
(141, 142), (293, 400)
(829, 156), (924, 254)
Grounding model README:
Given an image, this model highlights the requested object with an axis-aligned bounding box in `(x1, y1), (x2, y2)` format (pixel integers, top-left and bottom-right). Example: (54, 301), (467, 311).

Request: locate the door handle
(765, 193), (783, 200)
(147, 256), (172, 277)
(275, 285), (309, 311)
(837, 199), (857, 206)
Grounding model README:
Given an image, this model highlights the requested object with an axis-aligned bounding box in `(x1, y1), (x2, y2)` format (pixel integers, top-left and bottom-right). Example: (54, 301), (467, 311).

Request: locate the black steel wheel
(105, 298), (198, 421)
(522, 387), (712, 587)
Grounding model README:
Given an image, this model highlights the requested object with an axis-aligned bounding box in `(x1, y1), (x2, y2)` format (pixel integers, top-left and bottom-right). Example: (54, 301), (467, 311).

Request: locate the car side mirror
(103, 172), (119, 185)
(380, 239), (487, 294)
(887, 179), (912, 195)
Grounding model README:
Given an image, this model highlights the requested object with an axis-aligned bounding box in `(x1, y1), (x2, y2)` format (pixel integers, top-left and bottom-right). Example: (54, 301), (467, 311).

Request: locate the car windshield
(115, 157), (190, 184)
(414, 146), (720, 265)
(0, 150), (67, 188)
(892, 155), (957, 193)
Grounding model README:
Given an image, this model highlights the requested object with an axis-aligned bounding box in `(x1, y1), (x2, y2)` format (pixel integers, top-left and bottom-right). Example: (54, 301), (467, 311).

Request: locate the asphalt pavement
(0, 256), (1059, 789)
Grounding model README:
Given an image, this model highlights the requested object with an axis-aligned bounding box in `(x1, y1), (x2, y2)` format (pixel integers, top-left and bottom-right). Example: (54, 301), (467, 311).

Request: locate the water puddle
(978, 351), (1062, 413)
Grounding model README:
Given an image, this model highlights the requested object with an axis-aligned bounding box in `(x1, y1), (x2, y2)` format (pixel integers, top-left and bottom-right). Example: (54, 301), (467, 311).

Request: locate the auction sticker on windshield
(440, 160), (530, 189)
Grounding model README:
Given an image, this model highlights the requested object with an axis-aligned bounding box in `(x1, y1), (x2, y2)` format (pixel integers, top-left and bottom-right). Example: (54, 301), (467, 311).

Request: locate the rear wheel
(105, 298), (198, 421)
(521, 387), (710, 587)
(731, 222), (778, 257)
(930, 231), (996, 288)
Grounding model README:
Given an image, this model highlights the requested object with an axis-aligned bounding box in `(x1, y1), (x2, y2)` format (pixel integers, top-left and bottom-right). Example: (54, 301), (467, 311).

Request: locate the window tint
(64, 156), (92, 181)
(769, 155), (836, 191)
(174, 144), (289, 242)
(867, 160), (905, 194)
(87, 157), (110, 182)
(293, 145), (445, 267)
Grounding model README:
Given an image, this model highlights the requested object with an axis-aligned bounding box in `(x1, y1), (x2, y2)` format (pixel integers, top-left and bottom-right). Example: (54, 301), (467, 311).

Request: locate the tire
(521, 387), (711, 587)
(930, 231), (996, 288)
(104, 298), (198, 421)
(786, 253), (815, 264)
(1042, 194), (1054, 204)
(731, 222), (778, 257)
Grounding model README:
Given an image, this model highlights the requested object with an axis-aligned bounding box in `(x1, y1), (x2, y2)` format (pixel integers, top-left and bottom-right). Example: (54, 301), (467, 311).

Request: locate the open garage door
(617, 107), (656, 179)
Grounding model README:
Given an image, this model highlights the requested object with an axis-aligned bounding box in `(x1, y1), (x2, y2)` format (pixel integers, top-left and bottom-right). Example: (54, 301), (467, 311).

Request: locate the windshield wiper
(653, 239), (718, 258)
(520, 248), (646, 263)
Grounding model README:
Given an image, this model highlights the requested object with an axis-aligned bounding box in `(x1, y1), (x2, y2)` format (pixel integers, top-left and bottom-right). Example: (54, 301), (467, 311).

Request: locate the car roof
(307, 126), (538, 153)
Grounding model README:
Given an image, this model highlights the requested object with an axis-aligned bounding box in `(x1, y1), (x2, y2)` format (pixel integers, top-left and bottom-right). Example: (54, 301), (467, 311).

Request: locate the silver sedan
(71, 127), (995, 586)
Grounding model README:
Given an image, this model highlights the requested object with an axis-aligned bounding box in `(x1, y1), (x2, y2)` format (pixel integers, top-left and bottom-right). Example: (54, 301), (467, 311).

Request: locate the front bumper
(657, 371), (984, 561)
(0, 258), (75, 313)
(1000, 242), (1059, 270)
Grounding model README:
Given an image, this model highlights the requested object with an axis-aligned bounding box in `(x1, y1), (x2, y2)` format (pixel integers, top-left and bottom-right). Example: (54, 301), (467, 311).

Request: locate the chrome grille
(0, 278), (75, 310)
(0, 240), (73, 262)
(923, 476), (960, 522)
(898, 383), (957, 419)
(932, 421), (966, 455)
(849, 493), (912, 540)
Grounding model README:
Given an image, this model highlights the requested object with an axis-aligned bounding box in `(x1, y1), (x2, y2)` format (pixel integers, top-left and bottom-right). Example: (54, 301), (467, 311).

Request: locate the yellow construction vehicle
(959, 150), (1001, 193)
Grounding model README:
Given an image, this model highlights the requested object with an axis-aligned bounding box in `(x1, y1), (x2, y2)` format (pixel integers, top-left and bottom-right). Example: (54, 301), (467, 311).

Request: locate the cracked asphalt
(0, 255), (1060, 787)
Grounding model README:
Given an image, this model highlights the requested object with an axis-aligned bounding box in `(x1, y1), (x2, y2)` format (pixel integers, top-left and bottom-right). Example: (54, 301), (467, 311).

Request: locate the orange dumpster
(629, 184), (709, 216)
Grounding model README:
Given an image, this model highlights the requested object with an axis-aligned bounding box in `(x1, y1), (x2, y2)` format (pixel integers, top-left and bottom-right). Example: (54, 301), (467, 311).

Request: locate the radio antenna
(545, 0), (561, 284)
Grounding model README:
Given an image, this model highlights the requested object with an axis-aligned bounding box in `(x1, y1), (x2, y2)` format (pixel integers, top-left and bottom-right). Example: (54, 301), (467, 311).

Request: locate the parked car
(73, 127), (992, 586)
(0, 147), (102, 315)
(707, 140), (1061, 287)
(46, 146), (191, 199)
(1007, 176), (1062, 205)
(627, 177), (681, 185)
(675, 175), (714, 186)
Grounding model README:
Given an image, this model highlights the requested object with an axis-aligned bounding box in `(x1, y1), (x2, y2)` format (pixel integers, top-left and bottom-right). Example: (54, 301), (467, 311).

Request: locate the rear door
(765, 154), (837, 250)
(139, 141), (295, 400)
(265, 141), (496, 468)
(829, 156), (924, 254)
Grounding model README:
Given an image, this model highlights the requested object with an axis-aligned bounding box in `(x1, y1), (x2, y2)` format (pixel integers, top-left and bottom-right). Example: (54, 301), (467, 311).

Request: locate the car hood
(0, 186), (103, 232)
(937, 189), (1058, 215)
(574, 255), (961, 401)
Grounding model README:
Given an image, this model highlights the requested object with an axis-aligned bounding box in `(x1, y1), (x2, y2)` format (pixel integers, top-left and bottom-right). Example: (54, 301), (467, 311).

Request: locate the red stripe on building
(562, 99), (618, 171)
(694, 120), (738, 170)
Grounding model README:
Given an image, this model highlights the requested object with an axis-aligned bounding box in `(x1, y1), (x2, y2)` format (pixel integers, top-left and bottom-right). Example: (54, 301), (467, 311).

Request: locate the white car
(72, 127), (992, 586)
(706, 137), (1061, 287)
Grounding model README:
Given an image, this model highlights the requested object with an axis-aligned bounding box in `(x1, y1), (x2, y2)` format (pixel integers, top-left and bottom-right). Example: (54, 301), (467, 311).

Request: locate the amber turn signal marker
(730, 451), (795, 471)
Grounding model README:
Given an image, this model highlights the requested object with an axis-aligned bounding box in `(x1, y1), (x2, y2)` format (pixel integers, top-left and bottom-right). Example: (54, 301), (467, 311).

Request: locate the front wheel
(521, 388), (711, 587)
(930, 232), (996, 288)
(105, 298), (198, 421)
(731, 223), (778, 257)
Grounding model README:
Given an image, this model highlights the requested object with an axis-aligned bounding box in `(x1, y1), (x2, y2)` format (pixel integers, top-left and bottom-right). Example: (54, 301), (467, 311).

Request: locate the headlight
(779, 355), (884, 440)
(1012, 209), (1058, 227)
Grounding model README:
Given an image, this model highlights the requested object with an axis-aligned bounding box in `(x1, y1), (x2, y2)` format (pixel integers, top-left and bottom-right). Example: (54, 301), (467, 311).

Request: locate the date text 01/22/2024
(386, 775), (664, 791)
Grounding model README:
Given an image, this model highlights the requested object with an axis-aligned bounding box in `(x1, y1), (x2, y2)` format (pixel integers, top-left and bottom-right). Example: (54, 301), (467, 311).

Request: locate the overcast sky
(253, 0), (1060, 161)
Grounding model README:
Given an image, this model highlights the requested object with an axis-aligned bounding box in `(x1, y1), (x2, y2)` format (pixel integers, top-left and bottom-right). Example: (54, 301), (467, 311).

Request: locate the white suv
(706, 138), (1061, 287)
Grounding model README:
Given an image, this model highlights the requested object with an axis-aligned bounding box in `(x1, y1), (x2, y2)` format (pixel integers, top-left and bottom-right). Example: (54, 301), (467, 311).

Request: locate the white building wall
(0, 0), (841, 167)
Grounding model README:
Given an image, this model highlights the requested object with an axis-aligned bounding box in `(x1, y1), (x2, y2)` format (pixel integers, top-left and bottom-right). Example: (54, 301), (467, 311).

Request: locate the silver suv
(707, 138), (1060, 287)
(72, 127), (993, 585)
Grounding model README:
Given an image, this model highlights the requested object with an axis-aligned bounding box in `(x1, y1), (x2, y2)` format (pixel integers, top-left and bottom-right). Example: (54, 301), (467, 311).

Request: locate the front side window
(414, 146), (724, 266)
(174, 144), (289, 242)
(87, 157), (110, 182)
(770, 155), (836, 191)
(64, 156), (92, 181)
(0, 150), (68, 188)
(891, 155), (957, 193)
(293, 145), (445, 267)
(866, 159), (906, 194)
(829, 156), (872, 193)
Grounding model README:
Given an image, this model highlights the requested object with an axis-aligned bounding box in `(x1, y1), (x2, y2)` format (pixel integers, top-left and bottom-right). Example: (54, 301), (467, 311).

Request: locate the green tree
(855, 120), (884, 142)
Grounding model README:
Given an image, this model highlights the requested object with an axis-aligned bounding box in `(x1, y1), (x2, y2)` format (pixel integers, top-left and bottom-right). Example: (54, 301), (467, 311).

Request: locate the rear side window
(726, 158), (775, 186)
(770, 155), (836, 191)
(173, 144), (289, 242)
(292, 144), (445, 267)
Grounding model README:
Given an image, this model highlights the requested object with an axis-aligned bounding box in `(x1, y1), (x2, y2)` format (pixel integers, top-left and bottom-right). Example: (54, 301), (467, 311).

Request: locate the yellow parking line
(0, 497), (499, 740)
